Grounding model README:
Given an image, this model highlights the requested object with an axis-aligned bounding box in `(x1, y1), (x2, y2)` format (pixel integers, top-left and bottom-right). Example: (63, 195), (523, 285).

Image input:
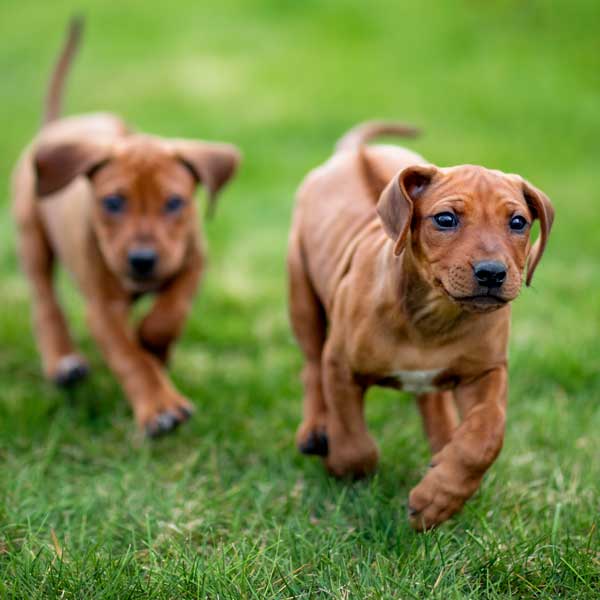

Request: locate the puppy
(288, 121), (554, 529)
(12, 19), (240, 436)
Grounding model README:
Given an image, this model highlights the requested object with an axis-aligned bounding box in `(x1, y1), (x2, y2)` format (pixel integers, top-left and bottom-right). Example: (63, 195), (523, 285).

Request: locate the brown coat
(13, 20), (240, 436)
(288, 122), (554, 529)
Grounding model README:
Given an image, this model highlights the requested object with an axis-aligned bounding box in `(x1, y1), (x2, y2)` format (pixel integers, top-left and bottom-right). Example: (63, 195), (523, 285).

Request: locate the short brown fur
(13, 20), (240, 436)
(288, 121), (554, 530)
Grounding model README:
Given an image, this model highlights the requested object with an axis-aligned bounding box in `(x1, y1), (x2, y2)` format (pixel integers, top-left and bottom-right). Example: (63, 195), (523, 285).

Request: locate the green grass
(1, 0), (599, 597)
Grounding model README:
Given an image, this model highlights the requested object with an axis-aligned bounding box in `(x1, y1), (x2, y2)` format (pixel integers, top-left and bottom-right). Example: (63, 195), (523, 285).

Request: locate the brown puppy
(12, 20), (240, 436)
(288, 121), (554, 529)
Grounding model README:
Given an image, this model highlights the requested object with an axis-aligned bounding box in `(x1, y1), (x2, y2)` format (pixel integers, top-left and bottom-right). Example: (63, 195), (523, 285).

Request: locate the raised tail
(42, 16), (84, 126)
(335, 120), (420, 153)
(335, 121), (421, 201)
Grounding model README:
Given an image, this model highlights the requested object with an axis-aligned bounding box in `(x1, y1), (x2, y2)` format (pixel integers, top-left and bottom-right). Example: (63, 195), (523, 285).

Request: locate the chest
(388, 368), (445, 394)
(347, 329), (462, 393)
(339, 280), (507, 394)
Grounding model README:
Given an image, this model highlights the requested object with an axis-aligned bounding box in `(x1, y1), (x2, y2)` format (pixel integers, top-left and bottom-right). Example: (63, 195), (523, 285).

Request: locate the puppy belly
(390, 368), (444, 394)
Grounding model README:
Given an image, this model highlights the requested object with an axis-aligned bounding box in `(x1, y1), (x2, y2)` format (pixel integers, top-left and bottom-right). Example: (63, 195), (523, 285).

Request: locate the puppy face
(377, 165), (554, 313)
(89, 139), (198, 290)
(35, 133), (240, 291)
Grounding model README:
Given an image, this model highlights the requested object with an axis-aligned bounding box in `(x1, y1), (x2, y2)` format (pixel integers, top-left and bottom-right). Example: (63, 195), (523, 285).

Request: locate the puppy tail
(336, 121), (420, 201)
(335, 120), (420, 153)
(43, 16), (84, 126)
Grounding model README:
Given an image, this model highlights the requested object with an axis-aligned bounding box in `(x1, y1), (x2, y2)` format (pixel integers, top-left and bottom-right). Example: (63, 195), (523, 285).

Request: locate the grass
(1, 0), (599, 597)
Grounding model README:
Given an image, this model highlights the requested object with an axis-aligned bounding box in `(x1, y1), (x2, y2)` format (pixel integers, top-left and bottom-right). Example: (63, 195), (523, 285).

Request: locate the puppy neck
(392, 244), (467, 339)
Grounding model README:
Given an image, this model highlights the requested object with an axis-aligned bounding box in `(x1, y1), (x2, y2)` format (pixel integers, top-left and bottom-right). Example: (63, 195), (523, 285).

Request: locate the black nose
(128, 248), (157, 277)
(473, 260), (507, 288)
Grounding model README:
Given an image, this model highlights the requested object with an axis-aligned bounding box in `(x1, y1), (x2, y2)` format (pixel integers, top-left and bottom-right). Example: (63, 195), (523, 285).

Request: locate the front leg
(322, 344), (379, 478)
(408, 367), (507, 530)
(87, 296), (193, 437)
(137, 249), (203, 364)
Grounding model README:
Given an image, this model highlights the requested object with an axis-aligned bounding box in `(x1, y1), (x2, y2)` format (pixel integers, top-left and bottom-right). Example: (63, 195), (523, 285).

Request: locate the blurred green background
(1, 0), (599, 597)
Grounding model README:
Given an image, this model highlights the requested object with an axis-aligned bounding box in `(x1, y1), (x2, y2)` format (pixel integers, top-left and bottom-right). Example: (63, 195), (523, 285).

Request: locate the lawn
(1, 0), (599, 597)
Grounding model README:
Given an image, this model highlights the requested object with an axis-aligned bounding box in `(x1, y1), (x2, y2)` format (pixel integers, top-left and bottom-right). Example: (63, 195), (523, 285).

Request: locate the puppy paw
(408, 464), (479, 531)
(144, 401), (194, 439)
(325, 435), (379, 479)
(297, 428), (329, 456)
(53, 354), (89, 388)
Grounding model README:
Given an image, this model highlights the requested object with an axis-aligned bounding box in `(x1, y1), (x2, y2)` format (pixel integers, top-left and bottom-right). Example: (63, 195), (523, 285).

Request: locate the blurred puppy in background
(288, 121), (554, 529)
(12, 19), (240, 436)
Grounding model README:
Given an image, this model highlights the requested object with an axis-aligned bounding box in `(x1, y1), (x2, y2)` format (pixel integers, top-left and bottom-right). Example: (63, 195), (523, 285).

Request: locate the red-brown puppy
(288, 121), (554, 529)
(12, 20), (240, 436)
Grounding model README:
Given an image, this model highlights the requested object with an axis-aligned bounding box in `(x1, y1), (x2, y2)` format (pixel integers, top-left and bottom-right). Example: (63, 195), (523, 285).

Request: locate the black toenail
(179, 405), (194, 419)
(158, 411), (178, 431)
(55, 362), (89, 388)
(299, 431), (329, 456)
(146, 411), (180, 438)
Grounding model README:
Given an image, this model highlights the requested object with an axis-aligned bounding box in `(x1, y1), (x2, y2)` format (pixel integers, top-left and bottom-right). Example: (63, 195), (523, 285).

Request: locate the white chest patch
(390, 368), (445, 394)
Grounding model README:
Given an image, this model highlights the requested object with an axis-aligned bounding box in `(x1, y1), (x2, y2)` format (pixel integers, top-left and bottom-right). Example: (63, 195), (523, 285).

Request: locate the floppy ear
(172, 141), (241, 218)
(34, 140), (111, 197)
(519, 178), (555, 286)
(376, 165), (437, 256)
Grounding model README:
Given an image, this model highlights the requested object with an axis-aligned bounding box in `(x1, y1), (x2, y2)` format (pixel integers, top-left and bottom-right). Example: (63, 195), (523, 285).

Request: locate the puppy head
(35, 134), (240, 290)
(377, 164), (554, 312)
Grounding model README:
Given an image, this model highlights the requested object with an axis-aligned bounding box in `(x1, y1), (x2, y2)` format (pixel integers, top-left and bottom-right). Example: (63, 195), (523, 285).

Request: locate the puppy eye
(509, 215), (528, 231)
(433, 212), (459, 229)
(102, 194), (126, 214)
(164, 195), (185, 214)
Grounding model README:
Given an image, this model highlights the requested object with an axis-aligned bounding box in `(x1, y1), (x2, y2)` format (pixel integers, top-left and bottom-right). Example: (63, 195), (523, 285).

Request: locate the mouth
(129, 271), (156, 282)
(125, 271), (161, 292)
(453, 294), (507, 305)
(449, 293), (509, 312)
(438, 283), (509, 311)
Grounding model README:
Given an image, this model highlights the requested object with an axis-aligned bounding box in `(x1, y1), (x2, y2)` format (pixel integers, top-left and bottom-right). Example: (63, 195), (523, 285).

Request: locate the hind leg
(16, 209), (88, 386)
(417, 390), (459, 454)
(288, 235), (328, 456)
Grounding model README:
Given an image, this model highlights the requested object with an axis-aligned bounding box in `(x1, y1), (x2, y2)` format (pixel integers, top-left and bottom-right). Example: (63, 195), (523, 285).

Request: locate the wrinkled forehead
(418, 165), (531, 216)
(93, 135), (195, 194)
